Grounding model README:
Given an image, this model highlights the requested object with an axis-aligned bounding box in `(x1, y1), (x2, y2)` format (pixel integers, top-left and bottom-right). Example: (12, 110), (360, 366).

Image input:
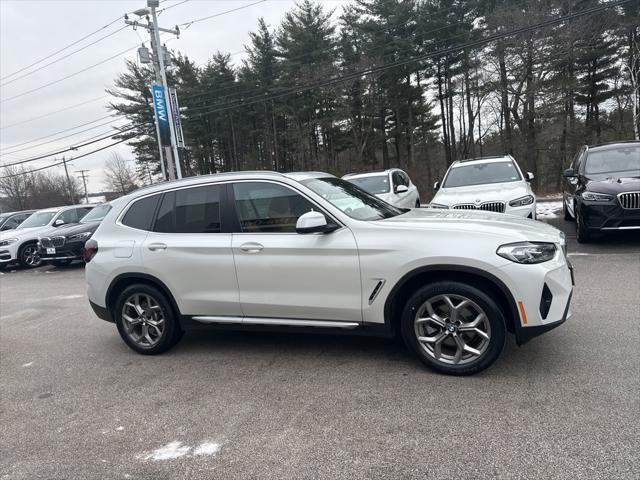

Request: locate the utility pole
(75, 170), (90, 204)
(125, 0), (182, 180)
(61, 156), (76, 204)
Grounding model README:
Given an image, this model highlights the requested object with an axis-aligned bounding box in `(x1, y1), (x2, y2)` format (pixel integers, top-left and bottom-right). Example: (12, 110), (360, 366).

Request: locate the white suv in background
(0, 205), (93, 269)
(430, 156), (537, 218)
(85, 172), (573, 376)
(343, 169), (421, 208)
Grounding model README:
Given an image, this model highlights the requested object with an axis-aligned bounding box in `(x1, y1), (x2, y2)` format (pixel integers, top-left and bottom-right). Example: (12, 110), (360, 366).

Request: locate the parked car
(0, 205), (93, 269)
(0, 210), (35, 231)
(343, 169), (421, 208)
(38, 203), (111, 267)
(562, 141), (640, 243)
(430, 155), (537, 218)
(86, 171), (572, 376)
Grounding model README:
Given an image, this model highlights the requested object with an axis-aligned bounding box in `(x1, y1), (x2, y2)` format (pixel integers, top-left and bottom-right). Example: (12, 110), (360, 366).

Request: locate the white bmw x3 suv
(86, 171), (573, 375)
(431, 156), (537, 218)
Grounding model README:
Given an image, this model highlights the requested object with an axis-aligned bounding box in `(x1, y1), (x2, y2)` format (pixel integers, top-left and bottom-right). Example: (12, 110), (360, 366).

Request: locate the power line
(0, 96), (108, 130)
(0, 45), (139, 104)
(0, 137), (132, 179)
(0, 115), (113, 153)
(182, 0), (630, 120)
(0, 16), (123, 81)
(179, 0), (267, 28)
(0, 126), (138, 168)
(0, 26), (129, 87)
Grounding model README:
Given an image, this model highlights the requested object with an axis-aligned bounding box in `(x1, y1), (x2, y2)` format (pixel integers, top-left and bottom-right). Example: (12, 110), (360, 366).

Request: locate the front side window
(17, 211), (56, 229)
(233, 182), (317, 233)
(584, 146), (640, 176)
(346, 175), (391, 195)
(154, 185), (221, 233)
(121, 194), (161, 231)
(443, 161), (522, 188)
(300, 177), (405, 221)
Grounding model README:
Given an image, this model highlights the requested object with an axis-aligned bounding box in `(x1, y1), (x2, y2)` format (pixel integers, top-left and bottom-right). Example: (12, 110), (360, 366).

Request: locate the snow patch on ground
(537, 201), (563, 219)
(51, 294), (84, 300)
(22, 362), (34, 367)
(139, 441), (222, 461)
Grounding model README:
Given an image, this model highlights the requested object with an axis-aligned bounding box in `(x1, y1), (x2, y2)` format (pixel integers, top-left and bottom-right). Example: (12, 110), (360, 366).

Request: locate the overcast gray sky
(0, 0), (351, 193)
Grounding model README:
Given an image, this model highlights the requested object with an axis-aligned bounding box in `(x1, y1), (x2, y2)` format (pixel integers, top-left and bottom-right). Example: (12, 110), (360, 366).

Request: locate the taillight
(83, 239), (98, 263)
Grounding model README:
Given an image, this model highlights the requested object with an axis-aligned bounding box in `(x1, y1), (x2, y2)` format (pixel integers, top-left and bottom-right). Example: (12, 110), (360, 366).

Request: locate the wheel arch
(383, 265), (519, 337)
(106, 273), (183, 325)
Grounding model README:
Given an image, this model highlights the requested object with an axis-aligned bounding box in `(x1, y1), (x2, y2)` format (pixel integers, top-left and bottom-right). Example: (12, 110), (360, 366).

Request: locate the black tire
(0, 263), (6, 271)
(400, 281), (506, 376)
(114, 284), (183, 355)
(575, 209), (591, 243)
(415, 199), (421, 208)
(563, 198), (573, 221)
(52, 259), (72, 267)
(18, 242), (42, 269)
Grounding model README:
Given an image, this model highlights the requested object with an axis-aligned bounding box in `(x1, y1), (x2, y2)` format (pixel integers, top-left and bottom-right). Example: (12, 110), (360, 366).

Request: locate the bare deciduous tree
(0, 166), (81, 210)
(103, 153), (139, 195)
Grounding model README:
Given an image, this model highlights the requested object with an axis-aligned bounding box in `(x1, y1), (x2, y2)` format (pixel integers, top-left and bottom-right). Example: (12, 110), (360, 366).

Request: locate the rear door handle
(239, 242), (263, 253)
(147, 243), (167, 252)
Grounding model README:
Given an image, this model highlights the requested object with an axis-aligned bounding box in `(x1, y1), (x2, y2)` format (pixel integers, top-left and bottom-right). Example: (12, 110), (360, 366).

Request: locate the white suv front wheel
(401, 281), (506, 375)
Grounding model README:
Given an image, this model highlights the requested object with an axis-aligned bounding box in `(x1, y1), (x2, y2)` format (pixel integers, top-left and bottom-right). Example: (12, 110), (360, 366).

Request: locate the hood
(0, 225), (48, 242)
(375, 208), (562, 243)
(585, 175), (640, 195)
(432, 181), (530, 206)
(38, 222), (99, 238)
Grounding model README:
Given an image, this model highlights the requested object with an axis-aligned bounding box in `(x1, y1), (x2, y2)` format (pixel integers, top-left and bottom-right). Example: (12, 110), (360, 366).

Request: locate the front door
(141, 183), (241, 317)
(230, 181), (362, 322)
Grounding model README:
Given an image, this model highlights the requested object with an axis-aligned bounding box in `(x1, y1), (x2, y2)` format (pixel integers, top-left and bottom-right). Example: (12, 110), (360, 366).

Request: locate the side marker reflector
(518, 301), (528, 325)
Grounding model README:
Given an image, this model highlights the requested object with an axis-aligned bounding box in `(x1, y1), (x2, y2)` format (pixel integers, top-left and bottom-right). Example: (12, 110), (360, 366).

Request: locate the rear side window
(154, 185), (222, 233)
(121, 194), (161, 231)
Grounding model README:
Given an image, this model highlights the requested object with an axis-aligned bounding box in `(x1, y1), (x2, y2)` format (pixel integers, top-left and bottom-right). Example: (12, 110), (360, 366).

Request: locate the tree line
(109, 0), (639, 195)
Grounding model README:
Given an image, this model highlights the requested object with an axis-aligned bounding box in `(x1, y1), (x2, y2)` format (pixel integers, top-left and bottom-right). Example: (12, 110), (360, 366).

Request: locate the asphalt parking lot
(1, 206), (639, 479)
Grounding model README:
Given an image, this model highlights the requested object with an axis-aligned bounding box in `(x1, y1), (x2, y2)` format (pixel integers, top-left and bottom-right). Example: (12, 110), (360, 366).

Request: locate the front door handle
(239, 242), (264, 253)
(147, 243), (167, 252)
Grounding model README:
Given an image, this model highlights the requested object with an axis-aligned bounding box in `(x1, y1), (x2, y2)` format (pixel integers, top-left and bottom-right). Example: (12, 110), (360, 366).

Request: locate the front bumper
(497, 250), (574, 345)
(37, 241), (84, 262)
(0, 243), (19, 265)
(580, 200), (640, 231)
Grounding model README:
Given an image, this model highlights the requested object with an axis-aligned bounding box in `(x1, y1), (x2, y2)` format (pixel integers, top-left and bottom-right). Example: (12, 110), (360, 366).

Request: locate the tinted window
(154, 185), (222, 233)
(233, 182), (316, 233)
(2, 216), (22, 230)
(121, 194), (161, 231)
(393, 171), (408, 187)
(443, 161), (522, 188)
(401, 172), (411, 185)
(347, 175), (390, 194)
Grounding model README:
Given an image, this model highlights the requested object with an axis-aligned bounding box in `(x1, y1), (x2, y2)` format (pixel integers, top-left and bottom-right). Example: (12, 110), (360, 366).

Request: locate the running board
(192, 316), (359, 329)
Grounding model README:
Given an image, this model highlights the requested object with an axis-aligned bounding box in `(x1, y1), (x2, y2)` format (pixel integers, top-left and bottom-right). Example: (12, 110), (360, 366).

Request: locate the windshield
(300, 177), (405, 221)
(81, 204), (111, 223)
(346, 175), (391, 194)
(585, 146), (640, 176)
(17, 211), (56, 228)
(443, 161), (522, 188)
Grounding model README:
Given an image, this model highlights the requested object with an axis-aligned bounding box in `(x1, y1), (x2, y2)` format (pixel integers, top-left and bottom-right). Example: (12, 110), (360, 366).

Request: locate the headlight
(581, 191), (612, 201)
(509, 195), (534, 207)
(67, 231), (92, 242)
(497, 242), (557, 264)
(0, 238), (18, 247)
(429, 203), (449, 209)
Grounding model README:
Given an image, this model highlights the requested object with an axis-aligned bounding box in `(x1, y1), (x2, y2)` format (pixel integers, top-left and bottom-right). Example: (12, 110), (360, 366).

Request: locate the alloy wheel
(121, 293), (166, 348)
(22, 245), (41, 267)
(414, 294), (491, 365)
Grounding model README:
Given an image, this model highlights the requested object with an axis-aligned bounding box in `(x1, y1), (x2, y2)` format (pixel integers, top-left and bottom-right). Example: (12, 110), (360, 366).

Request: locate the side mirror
(433, 181), (440, 191)
(54, 219), (65, 227)
(296, 211), (334, 234)
(395, 184), (409, 194)
(562, 169), (576, 178)
(526, 172), (535, 182)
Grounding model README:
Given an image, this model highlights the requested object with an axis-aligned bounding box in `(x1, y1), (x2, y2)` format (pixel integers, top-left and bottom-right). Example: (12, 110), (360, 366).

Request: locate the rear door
(141, 183), (241, 317)
(229, 181), (362, 322)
